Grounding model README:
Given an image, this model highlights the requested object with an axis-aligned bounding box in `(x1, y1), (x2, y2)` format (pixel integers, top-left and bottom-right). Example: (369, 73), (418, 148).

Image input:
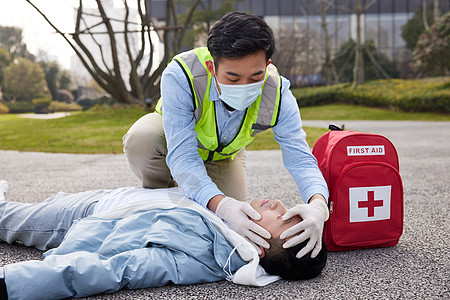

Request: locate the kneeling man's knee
(123, 113), (166, 157)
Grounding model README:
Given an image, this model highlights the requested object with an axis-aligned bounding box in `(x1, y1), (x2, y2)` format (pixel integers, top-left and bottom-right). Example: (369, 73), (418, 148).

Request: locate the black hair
(259, 238), (327, 280)
(207, 11), (275, 63)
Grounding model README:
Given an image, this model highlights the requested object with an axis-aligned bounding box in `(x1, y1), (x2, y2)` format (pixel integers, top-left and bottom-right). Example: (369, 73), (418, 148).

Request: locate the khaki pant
(122, 112), (248, 201)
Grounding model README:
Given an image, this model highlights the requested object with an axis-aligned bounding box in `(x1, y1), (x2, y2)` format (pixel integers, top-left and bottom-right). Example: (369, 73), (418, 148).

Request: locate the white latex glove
(215, 197), (271, 254)
(280, 198), (329, 259)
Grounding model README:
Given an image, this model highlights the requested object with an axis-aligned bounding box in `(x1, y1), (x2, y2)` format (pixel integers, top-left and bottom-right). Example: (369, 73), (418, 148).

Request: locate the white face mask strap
(222, 243), (244, 281)
(212, 61), (220, 84)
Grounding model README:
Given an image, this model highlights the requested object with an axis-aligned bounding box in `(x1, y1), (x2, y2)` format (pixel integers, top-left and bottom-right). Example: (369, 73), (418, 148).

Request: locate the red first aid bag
(312, 127), (403, 251)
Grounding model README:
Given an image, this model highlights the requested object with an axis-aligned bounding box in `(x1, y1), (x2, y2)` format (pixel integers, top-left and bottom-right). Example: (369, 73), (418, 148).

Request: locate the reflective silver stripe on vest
(197, 139), (207, 150)
(174, 51), (208, 123)
(251, 64), (279, 137)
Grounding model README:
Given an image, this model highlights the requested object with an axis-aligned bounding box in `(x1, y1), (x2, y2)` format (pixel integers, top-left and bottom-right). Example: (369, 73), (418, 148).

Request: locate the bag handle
(329, 124), (343, 131)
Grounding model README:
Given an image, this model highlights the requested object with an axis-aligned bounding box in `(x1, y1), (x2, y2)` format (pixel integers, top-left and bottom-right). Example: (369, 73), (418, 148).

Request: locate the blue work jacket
(3, 207), (246, 299)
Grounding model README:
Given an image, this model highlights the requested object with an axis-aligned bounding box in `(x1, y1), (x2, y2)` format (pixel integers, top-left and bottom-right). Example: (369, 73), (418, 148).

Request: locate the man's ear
(205, 60), (215, 77)
(258, 246), (266, 258)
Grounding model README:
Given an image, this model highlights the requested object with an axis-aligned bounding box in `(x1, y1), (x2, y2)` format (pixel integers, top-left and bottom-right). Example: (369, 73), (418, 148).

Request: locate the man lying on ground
(0, 181), (327, 300)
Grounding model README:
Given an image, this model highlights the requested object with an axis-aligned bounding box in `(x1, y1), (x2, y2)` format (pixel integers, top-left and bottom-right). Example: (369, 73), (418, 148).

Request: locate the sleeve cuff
(193, 183), (224, 208)
(302, 186), (329, 205)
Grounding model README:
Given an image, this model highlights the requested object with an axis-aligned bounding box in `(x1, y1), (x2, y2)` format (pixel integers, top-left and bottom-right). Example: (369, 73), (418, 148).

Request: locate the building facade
(147, 0), (449, 81)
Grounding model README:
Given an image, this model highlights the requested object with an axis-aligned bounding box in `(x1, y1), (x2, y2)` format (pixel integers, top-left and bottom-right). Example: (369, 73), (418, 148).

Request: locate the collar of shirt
(209, 77), (221, 102)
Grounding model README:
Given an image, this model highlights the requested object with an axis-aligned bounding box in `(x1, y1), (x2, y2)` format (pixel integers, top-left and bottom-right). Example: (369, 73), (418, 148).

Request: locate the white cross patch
(349, 186), (391, 222)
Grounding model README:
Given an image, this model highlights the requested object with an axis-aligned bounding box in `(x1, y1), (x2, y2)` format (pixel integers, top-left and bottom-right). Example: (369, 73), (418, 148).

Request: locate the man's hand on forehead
(280, 196), (329, 259)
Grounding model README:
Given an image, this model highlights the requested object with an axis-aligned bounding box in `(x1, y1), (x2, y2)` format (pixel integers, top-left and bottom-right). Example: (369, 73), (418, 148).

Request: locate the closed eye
(278, 214), (292, 223)
(283, 217), (294, 224)
(252, 74), (265, 81)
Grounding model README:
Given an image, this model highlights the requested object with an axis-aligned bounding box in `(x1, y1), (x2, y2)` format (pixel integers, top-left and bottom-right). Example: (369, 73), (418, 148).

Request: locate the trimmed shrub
(77, 98), (97, 111)
(77, 96), (117, 111)
(293, 84), (346, 107)
(5, 101), (35, 113)
(32, 97), (52, 106)
(54, 89), (75, 102)
(32, 97), (52, 114)
(48, 101), (82, 112)
(0, 102), (9, 114)
(293, 77), (450, 113)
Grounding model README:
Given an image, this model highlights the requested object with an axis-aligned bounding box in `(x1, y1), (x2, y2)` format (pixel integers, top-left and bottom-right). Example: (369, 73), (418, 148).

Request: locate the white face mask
(213, 62), (265, 111)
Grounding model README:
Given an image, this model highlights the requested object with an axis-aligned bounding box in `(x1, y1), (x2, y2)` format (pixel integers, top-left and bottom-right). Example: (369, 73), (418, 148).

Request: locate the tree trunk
(422, 0), (430, 30)
(433, 0), (440, 20)
(320, 0), (332, 85)
(352, 0), (364, 88)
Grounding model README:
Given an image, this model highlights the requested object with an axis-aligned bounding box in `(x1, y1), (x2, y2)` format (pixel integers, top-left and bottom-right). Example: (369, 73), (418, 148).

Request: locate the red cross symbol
(358, 191), (384, 217)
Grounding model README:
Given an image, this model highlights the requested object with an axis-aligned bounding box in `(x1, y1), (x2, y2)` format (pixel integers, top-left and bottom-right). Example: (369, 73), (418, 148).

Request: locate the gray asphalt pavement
(0, 120), (449, 299)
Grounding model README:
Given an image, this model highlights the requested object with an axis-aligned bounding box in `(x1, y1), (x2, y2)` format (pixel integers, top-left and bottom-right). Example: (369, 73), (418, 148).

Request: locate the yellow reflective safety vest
(156, 47), (282, 161)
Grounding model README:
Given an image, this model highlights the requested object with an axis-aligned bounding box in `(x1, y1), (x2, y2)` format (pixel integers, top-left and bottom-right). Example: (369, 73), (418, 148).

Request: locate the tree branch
(80, 16), (113, 76)
(72, 1), (116, 88)
(123, 0), (144, 102)
(141, 0), (155, 80)
(335, 47), (354, 84)
(143, 0), (173, 96)
(363, 0), (378, 11)
(134, 0), (148, 66)
(77, 20), (104, 34)
(27, 0), (200, 104)
(299, 6), (322, 25)
(95, 0), (122, 80)
(364, 47), (391, 79)
(422, 1), (430, 31)
(176, 0), (202, 51)
(25, 0), (113, 93)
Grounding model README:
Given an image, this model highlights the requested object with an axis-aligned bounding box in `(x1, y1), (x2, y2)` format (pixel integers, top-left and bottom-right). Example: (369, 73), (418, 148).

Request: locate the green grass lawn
(0, 107), (148, 154)
(0, 104), (448, 154)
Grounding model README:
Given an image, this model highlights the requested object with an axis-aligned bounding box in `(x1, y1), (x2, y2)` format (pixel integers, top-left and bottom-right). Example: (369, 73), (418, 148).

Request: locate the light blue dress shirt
(160, 61), (329, 207)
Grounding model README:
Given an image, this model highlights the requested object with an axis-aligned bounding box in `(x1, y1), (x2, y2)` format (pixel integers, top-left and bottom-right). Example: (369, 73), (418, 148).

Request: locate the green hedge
(292, 77), (450, 113)
(3, 101), (83, 113)
(4, 101), (35, 113)
(77, 97), (118, 111)
(0, 102), (9, 114)
(48, 101), (83, 112)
